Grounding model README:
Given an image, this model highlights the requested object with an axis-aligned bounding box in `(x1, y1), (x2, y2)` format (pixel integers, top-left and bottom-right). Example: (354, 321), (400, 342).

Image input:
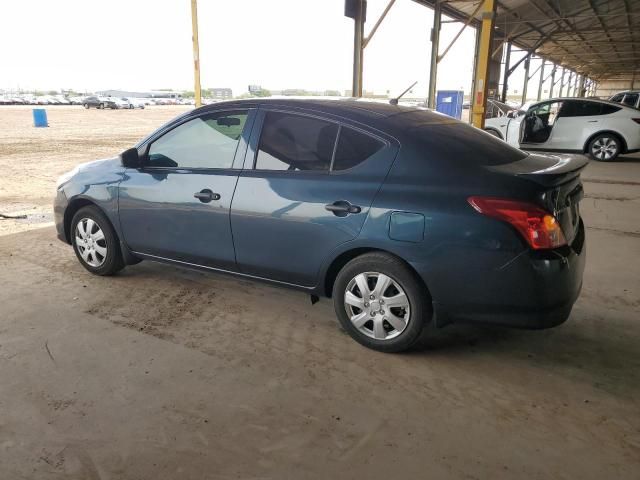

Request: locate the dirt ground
(0, 106), (190, 235)
(0, 106), (639, 479)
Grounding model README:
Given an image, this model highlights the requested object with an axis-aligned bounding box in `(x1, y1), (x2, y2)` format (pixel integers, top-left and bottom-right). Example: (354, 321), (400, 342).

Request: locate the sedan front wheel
(71, 206), (124, 276)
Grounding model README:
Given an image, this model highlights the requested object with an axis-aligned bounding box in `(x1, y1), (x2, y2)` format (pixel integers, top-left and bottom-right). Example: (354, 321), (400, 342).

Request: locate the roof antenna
(389, 81), (417, 105)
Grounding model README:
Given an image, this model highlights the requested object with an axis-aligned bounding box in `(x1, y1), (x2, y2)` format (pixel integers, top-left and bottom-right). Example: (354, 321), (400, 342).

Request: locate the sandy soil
(0, 105), (190, 235)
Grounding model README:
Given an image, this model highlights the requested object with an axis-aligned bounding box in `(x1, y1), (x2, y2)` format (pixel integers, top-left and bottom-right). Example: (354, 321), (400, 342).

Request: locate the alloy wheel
(591, 137), (618, 160)
(75, 218), (107, 267)
(344, 272), (410, 341)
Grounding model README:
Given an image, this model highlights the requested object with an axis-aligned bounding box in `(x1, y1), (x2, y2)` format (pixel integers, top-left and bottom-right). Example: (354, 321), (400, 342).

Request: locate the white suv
(484, 97), (640, 162)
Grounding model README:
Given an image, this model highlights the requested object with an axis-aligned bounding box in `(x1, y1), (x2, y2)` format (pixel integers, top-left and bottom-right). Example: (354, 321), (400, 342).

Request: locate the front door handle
(325, 200), (361, 217)
(194, 189), (221, 203)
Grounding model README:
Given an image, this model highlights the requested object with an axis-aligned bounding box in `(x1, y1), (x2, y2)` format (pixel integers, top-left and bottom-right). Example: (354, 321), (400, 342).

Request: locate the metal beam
(471, 0), (497, 129)
(537, 60), (546, 101)
(351, 0), (365, 97)
(521, 56), (530, 104)
(437, 0), (483, 63)
(501, 41), (511, 102)
(362, 0), (396, 49)
(548, 65), (556, 99)
(190, 0), (202, 108)
(427, 0), (442, 108)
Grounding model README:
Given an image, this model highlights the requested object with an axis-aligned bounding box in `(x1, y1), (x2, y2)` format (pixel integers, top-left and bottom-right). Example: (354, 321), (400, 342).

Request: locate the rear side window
(623, 93), (639, 107)
(256, 112), (338, 171)
(610, 94), (624, 103)
(560, 101), (602, 117)
(332, 127), (384, 171)
(600, 104), (622, 115)
(148, 110), (247, 169)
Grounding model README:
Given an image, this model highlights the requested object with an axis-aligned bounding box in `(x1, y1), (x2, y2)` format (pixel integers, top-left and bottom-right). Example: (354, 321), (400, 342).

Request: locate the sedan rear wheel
(333, 252), (429, 352)
(589, 134), (621, 162)
(344, 271), (411, 341)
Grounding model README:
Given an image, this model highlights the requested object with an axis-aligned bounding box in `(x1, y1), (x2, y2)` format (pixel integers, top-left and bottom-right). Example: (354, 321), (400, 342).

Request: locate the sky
(0, 0), (535, 99)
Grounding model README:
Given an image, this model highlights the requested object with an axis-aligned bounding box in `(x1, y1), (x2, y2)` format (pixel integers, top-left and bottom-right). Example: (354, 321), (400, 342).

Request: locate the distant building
(209, 88), (233, 99)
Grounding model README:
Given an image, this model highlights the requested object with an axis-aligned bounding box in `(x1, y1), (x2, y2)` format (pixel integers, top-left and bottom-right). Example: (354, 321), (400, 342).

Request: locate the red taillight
(632, 118), (640, 125)
(468, 196), (567, 250)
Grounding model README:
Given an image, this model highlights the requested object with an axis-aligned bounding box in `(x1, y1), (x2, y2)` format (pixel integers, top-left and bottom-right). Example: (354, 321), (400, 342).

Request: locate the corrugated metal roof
(414, 0), (639, 81)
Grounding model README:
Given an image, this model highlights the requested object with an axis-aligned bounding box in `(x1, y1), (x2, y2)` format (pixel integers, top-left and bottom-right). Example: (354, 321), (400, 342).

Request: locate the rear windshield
(403, 113), (528, 166)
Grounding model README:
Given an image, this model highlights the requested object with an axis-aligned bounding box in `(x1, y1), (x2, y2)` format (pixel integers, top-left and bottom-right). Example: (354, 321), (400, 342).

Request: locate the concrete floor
(1, 155), (639, 479)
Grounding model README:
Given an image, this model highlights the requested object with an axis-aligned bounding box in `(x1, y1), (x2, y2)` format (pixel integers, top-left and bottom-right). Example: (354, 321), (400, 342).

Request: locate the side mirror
(121, 147), (142, 168)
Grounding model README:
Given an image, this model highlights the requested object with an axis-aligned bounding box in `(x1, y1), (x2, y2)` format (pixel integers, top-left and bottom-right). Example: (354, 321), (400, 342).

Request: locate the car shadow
(408, 310), (640, 398)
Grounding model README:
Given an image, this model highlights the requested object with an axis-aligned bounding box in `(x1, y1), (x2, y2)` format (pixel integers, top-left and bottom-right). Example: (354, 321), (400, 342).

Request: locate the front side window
(610, 94), (624, 103)
(529, 101), (562, 127)
(332, 127), (384, 171)
(255, 112), (338, 171)
(148, 110), (247, 169)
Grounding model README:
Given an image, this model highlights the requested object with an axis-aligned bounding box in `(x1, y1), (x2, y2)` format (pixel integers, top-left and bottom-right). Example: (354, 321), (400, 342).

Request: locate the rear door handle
(325, 200), (361, 216)
(194, 189), (221, 203)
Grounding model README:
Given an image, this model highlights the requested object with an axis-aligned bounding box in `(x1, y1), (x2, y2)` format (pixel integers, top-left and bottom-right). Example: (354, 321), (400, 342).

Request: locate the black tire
(70, 206), (125, 276)
(588, 133), (622, 162)
(332, 252), (430, 353)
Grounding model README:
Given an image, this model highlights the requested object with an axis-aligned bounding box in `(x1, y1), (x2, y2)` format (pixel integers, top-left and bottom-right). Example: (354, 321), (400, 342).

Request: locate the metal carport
(345, 0), (640, 127)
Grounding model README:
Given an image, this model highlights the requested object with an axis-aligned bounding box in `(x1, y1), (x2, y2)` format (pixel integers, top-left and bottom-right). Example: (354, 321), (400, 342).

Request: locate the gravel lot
(0, 105), (639, 479)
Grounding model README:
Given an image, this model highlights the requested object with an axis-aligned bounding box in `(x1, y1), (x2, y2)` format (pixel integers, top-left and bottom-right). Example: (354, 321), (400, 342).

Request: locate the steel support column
(501, 42), (511, 102)
(577, 75), (585, 97)
(190, 0), (202, 107)
(427, 0), (442, 108)
(549, 66), (556, 99)
(351, 1), (365, 97)
(537, 60), (546, 101)
(559, 68), (565, 97)
(471, 0), (497, 129)
(521, 56), (530, 104)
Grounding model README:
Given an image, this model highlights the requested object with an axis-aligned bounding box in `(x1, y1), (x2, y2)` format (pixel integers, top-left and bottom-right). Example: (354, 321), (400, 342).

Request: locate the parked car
(484, 97), (640, 161)
(609, 90), (640, 109)
(55, 99), (587, 352)
(83, 96), (118, 109)
(109, 97), (130, 109)
(121, 97), (146, 109)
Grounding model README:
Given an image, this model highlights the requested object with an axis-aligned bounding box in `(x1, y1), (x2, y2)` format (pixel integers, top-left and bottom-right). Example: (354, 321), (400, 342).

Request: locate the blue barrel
(32, 109), (48, 127)
(435, 90), (464, 119)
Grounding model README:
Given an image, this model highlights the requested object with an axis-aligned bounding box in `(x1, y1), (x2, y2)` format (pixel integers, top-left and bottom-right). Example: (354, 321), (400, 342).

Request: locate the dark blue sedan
(54, 99), (586, 352)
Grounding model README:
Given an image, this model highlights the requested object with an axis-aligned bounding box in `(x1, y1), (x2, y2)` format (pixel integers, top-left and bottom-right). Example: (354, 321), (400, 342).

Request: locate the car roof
(530, 97), (626, 108)
(194, 98), (453, 127)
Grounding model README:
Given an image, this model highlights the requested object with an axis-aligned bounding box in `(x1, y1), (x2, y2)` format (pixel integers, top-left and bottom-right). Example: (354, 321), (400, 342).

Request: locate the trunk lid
(488, 153), (587, 244)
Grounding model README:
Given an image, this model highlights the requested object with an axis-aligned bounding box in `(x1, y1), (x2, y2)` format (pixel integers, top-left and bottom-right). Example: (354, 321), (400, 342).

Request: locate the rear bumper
(427, 220), (586, 329)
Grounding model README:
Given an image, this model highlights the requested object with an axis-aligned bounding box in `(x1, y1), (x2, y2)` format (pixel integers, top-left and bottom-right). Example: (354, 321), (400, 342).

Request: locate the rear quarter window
(404, 113), (527, 166)
(332, 127), (384, 171)
(600, 104), (622, 115)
